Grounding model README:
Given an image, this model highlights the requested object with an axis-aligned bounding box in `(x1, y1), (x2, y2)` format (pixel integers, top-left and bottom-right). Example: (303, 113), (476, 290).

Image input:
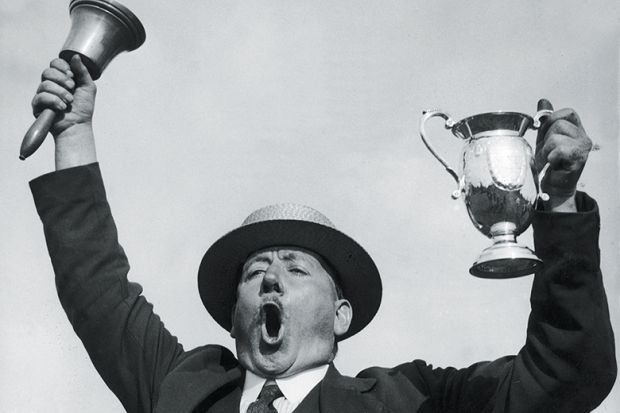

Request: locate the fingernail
(65, 94), (73, 103)
(58, 101), (67, 110)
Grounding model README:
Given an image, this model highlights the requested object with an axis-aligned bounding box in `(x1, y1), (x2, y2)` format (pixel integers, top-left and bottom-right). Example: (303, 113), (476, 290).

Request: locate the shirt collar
(241, 364), (329, 406)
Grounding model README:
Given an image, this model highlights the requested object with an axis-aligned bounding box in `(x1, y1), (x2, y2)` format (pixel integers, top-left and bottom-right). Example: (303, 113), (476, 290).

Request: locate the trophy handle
(419, 110), (463, 199)
(531, 104), (554, 202)
(536, 162), (551, 203)
(532, 108), (554, 129)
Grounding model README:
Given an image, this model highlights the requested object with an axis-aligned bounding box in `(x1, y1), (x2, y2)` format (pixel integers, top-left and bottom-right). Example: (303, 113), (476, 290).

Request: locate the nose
(260, 268), (283, 295)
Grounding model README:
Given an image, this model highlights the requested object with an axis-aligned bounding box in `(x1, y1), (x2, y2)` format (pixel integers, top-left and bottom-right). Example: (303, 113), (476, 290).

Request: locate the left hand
(535, 99), (592, 207)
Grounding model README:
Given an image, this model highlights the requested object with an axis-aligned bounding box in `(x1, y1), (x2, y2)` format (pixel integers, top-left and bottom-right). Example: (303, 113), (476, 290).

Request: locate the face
(231, 247), (352, 378)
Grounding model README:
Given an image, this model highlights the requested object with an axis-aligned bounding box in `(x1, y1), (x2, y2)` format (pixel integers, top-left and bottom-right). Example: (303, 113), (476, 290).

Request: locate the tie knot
(259, 381), (283, 404)
(247, 381), (284, 413)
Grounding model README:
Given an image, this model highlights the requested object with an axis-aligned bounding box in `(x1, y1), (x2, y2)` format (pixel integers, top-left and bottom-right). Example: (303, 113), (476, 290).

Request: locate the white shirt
(240, 364), (329, 413)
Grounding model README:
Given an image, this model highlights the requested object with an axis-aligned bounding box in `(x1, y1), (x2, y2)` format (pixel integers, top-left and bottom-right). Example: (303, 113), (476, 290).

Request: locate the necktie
(247, 381), (284, 413)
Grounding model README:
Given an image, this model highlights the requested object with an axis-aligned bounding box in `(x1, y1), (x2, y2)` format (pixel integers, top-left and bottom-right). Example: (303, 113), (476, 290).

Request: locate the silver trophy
(419, 108), (552, 278)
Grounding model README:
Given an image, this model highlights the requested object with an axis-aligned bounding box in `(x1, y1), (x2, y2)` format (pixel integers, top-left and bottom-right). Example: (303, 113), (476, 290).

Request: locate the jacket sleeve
(30, 163), (185, 413)
(514, 192), (616, 411)
(361, 192), (616, 412)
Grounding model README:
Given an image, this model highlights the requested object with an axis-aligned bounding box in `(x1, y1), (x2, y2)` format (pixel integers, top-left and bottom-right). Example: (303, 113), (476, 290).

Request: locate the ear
(333, 299), (352, 337)
(229, 304), (237, 339)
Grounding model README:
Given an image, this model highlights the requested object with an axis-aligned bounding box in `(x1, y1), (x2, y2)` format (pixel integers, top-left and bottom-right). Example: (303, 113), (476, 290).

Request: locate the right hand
(31, 55), (97, 139)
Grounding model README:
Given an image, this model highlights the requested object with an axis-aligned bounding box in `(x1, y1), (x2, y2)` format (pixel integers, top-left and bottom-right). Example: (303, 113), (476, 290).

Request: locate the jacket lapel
(318, 365), (431, 413)
(316, 364), (385, 413)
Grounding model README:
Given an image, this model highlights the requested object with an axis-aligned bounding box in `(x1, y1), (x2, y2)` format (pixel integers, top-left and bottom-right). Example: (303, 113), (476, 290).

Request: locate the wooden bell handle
(19, 108), (57, 160)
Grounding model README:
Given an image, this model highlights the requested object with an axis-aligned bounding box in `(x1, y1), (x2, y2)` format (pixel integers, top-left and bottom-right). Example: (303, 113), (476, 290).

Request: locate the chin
(236, 325), (334, 378)
(236, 338), (292, 377)
(248, 353), (295, 378)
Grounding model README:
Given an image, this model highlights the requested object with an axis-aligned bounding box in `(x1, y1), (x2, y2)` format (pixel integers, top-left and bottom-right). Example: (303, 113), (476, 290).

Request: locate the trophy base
(469, 243), (543, 279)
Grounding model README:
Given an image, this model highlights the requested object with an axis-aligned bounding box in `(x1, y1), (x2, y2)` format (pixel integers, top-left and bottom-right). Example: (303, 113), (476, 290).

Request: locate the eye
(249, 269), (265, 278)
(289, 267), (309, 276)
(244, 266), (266, 281)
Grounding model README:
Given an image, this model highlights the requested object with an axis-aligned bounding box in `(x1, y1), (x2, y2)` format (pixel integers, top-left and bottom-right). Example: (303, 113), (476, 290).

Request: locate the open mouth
(261, 302), (284, 345)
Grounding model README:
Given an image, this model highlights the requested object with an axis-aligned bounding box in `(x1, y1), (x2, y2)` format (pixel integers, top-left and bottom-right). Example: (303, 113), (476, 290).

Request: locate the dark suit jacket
(31, 163), (616, 412)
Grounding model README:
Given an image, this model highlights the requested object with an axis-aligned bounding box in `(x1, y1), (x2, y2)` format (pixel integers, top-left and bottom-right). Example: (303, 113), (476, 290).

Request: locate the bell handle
(19, 108), (57, 160)
(20, 52), (84, 161)
(419, 110), (462, 198)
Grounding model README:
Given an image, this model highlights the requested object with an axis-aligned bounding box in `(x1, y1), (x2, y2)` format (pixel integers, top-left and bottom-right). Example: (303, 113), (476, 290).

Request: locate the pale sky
(1, 1), (618, 411)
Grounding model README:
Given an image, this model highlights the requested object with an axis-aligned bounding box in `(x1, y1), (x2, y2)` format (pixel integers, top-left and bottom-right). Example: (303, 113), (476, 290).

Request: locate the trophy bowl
(420, 109), (551, 278)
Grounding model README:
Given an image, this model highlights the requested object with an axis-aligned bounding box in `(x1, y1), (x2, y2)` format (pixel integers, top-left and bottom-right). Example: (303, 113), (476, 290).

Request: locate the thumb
(537, 98), (553, 112)
(535, 98), (554, 149)
(69, 54), (94, 86)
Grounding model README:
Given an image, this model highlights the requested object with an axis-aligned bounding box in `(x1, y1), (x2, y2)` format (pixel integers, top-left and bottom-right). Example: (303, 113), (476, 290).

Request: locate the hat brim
(198, 219), (382, 341)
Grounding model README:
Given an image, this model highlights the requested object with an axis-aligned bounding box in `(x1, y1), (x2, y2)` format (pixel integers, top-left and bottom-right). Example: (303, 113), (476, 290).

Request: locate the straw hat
(198, 203), (382, 340)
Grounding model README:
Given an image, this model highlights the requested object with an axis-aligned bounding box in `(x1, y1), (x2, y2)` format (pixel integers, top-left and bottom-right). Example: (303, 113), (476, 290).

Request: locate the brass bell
(20, 0), (146, 160)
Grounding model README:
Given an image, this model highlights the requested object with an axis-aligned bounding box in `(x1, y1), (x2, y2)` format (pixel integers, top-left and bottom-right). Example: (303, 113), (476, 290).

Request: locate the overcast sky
(1, 1), (618, 411)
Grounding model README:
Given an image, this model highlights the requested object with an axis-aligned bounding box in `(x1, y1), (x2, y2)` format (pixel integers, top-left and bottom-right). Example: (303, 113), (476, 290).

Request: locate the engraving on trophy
(487, 137), (527, 190)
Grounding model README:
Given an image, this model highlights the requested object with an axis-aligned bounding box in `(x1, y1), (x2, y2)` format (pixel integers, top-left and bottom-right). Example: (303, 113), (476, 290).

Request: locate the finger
(36, 80), (74, 104)
(49, 58), (72, 75)
(536, 109), (585, 150)
(537, 98), (554, 112)
(547, 146), (589, 172)
(543, 119), (592, 154)
(537, 133), (590, 171)
(32, 92), (68, 116)
(546, 119), (584, 143)
(69, 54), (94, 86)
(536, 133), (568, 171)
(535, 99), (554, 148)
(542, 108), (583, 129)
(40, 68), (76, 91)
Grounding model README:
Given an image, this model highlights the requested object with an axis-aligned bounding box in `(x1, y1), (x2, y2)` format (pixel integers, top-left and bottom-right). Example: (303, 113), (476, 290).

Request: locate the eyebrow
(278, 251), (305, 262)
(242, 254), (271, 272)
(242, 250), (309, 271)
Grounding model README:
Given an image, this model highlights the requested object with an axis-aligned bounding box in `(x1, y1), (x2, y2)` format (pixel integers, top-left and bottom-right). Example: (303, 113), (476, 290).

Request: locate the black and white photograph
(1, 1), (618, 411)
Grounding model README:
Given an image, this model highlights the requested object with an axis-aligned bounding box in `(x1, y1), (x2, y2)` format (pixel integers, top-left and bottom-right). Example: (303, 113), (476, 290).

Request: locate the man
(29, 55), (615, 412)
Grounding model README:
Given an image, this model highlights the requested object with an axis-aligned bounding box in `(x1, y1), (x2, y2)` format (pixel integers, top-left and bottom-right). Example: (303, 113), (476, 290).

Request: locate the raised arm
(30, 57), (185, 412)
(359, 102), (616, 412)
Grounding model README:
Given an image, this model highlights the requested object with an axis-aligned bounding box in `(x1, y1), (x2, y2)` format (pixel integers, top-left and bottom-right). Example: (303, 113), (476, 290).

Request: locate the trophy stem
(469, 222), (542, 278)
